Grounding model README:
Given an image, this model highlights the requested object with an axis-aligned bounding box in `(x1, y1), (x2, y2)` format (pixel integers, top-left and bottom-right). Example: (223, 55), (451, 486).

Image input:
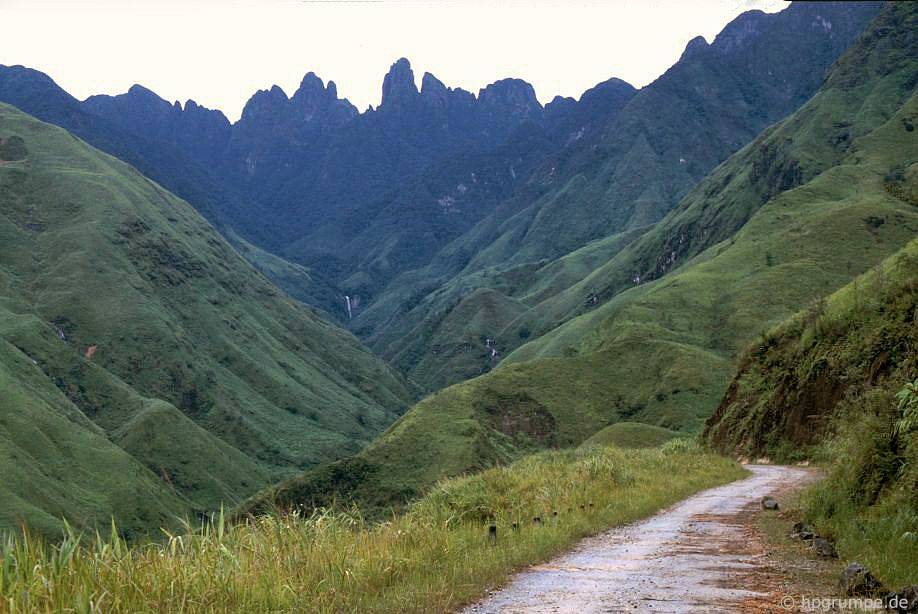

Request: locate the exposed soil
(463, 465), (825, 613)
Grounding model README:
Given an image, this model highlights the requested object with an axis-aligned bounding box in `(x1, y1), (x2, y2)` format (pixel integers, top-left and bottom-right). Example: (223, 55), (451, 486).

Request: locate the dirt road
(463, 465), (815, 613)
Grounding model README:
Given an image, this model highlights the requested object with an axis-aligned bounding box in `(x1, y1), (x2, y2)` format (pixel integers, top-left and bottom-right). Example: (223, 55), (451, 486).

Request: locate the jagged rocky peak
(478, 78), (541, 118)
(84, 83), (172, 114)
(293, 71), (329, 100)
(181, 98), (231, 129)
(380, 57), (419, 109)
(290, 71), (357, 120)
(420, 71), (476, 108)
(680, 35), (709, 60)
(579, 77), (636, 103)
(240, 84), (289, 122)
(544, 94), (576, 115)
(420, 71), (447, 102)
(81, 83), (185, 131)
(126, 83), (168, 102)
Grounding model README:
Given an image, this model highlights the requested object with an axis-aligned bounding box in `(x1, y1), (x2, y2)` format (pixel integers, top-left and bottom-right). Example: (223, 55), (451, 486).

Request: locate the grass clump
(802, 379), (918, 587)
(0, 446), (743, 613)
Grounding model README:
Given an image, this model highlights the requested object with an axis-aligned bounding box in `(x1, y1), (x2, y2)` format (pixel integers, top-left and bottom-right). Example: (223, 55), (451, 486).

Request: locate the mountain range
(242, 0), (917, 513)
(0, 102), (412, 535)
(1, 0), (913, 535)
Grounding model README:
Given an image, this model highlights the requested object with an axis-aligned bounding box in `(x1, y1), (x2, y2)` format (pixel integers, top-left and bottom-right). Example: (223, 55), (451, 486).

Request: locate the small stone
(812, 537), (837, 558)
(761, 496), (779, 511)
(790, 521), (815, 540)
(839, 562), (884, 596)
(886, 585), (918, 613)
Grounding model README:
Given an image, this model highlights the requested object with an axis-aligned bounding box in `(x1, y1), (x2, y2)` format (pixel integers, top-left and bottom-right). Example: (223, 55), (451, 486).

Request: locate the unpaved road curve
(463, 465), (813, 613)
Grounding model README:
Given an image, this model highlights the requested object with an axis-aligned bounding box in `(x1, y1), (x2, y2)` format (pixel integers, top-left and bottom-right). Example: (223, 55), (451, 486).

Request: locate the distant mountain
(0, 65), (239, 227)
(83, 83), (232, 171)
(0, 59), (637, 322)
(78, 60), (633, 295)
(244, 0), (915, 514)
(0, 102), (414, 536)
(356, 0), (884, 391)
(0, 65), (350, 318)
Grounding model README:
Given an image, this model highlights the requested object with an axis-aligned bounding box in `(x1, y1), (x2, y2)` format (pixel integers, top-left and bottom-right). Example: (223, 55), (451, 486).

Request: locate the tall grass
(0, 445), (743, 613)
(804, 381), (918, 587)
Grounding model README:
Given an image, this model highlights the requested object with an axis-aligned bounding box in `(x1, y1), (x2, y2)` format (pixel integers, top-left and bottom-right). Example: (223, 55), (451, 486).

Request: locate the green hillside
(246, 2), (918, 514)
(0, 103), (413, 535)
(579, 422), (683, 450)
(354, 2), (882, 392)
(506, 0), (918, 422)
(703, 237), (917, 459)
(704, 238), (917, 586)
(0, 336), (187, 538)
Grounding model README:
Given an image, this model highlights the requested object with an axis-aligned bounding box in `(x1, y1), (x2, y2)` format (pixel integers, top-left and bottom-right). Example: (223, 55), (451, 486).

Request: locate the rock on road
(463, 465), (814, 614)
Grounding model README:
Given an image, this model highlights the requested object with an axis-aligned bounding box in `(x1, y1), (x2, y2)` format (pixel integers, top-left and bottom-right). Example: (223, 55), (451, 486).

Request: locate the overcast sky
(1, 0), (787, 122)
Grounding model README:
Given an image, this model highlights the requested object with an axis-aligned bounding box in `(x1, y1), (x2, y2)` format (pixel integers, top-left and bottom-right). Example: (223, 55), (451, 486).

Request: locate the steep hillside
(246, 1), (917, 513)
(2, 5), (878, 358)
(0, 67), (353, 319)
(0, 62), (638, 321)
(704, 238), (917, 458)
(0, 103), (413, 534)
(0, 65), (241, 230)
(704, 238), (917, 587)
(0, 333), (188, 538)
(357, 1), (883, 391)
(505, 0), (917, 418)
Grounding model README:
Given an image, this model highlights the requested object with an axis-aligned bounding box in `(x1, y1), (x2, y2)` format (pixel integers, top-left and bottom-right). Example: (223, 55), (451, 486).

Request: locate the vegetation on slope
(579, 422), (684, 450)
(745, 253), (917, 587)
(0, 103), (413, 535)
(704, 239), (918, 456)
(356, 1), (882, 392)
(0, 445), (743, 613)
(705, 238), (917, 587)
(0, 337), (187, 539)
(251, 1), (917, 515)
(499, 0), (917, 429)
(0, 65), (242, 230)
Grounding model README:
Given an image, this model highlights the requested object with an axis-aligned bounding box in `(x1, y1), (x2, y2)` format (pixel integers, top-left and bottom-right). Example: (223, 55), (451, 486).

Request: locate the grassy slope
(246, 2), (917, 513)
(704, 238), (918, 456)
(0, 104), (413, 534)
(509, 0), (917, 342)
(225, 228), (349, 323)
(355, 2), (882, 393)
(0, 335), (186, 539)
(506, 0), (918, 420)
(704, 238), (917, 587)
(1, 445), (744, 613)
(579, 422), (683, 450)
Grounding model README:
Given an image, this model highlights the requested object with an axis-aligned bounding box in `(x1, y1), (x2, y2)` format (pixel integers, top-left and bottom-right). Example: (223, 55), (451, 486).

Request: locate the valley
(0, 0), (915, 611)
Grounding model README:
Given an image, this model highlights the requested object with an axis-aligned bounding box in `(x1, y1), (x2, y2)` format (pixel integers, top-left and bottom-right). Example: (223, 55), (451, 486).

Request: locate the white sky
(1, 0), (787, 122)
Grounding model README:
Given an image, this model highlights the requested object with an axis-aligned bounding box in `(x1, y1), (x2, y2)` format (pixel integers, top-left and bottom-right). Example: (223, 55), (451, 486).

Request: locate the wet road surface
(463, 465), (812, 614)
